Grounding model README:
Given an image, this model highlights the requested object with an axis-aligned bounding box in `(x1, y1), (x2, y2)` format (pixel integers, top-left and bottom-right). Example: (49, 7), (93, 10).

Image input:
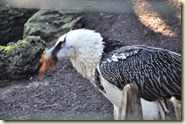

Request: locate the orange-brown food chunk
(38, 53), (53, 79)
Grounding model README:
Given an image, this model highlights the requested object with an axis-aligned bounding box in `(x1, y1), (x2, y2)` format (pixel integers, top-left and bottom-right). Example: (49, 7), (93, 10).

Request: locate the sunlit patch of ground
(131, 0), (181, 37)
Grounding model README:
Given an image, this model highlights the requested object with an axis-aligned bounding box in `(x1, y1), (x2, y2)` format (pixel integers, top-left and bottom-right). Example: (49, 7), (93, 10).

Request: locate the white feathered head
(45, 29), (104, 79)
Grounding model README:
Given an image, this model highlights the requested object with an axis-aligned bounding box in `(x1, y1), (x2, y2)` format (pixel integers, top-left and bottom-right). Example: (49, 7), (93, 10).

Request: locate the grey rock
(0, 36), (45, 80)
(0, 7), (37, 45)
(23, 9), (85, 42)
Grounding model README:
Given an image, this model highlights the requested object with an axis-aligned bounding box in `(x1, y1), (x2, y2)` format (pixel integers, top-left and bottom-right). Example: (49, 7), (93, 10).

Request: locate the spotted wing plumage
(99, 45), (181, 101)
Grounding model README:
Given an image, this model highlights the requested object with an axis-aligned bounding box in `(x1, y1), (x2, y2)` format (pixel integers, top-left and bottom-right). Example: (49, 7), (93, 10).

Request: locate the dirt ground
(0, 0), (181, 120)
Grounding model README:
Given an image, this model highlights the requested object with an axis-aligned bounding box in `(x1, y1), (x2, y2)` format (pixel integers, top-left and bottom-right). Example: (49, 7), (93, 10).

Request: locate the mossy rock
(0, 7), (38, 45)
(0, 36), (45, 80)
(23, 9), (85, 42)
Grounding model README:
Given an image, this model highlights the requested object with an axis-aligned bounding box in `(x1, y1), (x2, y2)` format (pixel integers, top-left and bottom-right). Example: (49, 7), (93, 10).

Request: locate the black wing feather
(100, 45), (181, 101)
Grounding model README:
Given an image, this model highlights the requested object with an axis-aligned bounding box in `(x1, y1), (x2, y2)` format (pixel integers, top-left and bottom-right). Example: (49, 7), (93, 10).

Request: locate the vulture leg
(113, 104), (123, 120)
(156, 99), (169, 120)
(113, 84), (143, 120)
(124, 84), (143, 120)
(170, 97), (181, 120)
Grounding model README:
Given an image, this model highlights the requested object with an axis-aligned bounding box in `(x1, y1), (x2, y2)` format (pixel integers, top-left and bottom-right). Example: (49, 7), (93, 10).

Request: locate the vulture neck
(69, 40), (104, 83)
(70, 45), (103, 82)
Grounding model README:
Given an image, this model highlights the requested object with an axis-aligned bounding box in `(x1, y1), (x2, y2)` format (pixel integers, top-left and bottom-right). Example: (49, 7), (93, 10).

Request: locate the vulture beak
(39, 34), (67, 79)
(51, 44), (60, 65)
(50, 34), (67, 65)
(38, 43), (62, 79)
(46, 41), (62, 66)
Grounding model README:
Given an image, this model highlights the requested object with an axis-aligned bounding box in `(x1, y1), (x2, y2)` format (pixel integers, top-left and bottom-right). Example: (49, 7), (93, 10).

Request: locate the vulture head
(44, 29), (104, 80)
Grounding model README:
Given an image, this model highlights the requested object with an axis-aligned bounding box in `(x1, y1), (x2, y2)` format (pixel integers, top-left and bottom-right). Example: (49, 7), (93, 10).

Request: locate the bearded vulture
(45, 29), (181, 120)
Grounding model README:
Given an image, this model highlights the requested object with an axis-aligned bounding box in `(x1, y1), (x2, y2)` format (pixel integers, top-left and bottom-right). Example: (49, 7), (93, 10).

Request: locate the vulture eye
(60, 41), (65, 48)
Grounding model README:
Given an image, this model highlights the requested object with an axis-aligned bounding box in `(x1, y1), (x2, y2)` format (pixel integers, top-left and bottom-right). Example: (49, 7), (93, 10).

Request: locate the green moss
(17, 40), (28, 45)
(0, 46), (13, 51)
(63, 16), (73, 23)
(0, 40), (29, 51)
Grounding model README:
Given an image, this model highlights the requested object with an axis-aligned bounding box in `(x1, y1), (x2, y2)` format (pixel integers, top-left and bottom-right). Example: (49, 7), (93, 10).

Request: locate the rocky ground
(0, 0), (181, 120)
